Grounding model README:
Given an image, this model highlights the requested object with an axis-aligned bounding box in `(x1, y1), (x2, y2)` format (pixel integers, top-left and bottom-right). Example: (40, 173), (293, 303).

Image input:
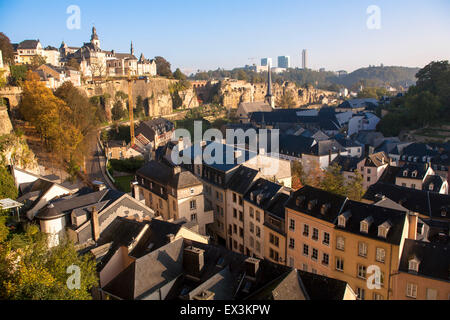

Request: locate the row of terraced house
(130, 139), (450, 300)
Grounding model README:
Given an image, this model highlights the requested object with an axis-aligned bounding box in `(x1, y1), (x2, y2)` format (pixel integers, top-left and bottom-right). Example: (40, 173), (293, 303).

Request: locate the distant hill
(331, 66), (420, 89)
(190, 65), (421, 91)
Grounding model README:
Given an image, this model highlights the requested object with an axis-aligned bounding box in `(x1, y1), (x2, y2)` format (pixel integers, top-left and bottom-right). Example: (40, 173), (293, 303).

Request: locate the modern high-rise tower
(278, 56), (290, 69)
(302, 49), (307, 69)
(261, 58), (272, 67)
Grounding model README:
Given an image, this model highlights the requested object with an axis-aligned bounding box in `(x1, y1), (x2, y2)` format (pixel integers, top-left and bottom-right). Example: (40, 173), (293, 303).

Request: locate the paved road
(85, 133), (117, 190)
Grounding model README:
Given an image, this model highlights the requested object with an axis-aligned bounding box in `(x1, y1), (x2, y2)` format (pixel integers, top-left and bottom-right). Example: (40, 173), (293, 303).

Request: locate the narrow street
(85, 131), (117, 190)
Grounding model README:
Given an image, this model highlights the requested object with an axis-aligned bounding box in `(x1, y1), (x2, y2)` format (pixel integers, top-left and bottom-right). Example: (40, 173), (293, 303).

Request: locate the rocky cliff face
(0, 107), (13, 136)
(217, 80), (337, 109)
(81, 78), (199, 119)
(0, 133), (39, 173)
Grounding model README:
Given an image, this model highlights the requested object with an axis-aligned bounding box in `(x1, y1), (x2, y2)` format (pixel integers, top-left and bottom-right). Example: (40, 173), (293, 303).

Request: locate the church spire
(90, 25), (100, 48)
(265, 62), (275, 108)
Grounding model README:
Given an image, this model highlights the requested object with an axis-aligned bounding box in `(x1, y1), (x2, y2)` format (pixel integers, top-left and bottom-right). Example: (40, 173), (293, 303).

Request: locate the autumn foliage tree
(18, 78), (83, 165)
(0, 225), (98, 300)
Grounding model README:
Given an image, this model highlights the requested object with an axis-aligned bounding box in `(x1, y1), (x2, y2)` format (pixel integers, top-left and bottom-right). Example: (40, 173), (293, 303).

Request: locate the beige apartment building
(331, 200), (411, 300)
(134, 160), (213, 235)
(225, 166), (260, 254)
(392, 239), (450, 300)
(285, 186), (348, 277)
(243, 178), (285, 259)
(357, 152), (389, 190)
(264, 193), (290, 265)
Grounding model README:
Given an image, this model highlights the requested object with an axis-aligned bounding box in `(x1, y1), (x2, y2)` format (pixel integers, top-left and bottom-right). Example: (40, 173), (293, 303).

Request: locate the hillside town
(0, 4), (449, 305)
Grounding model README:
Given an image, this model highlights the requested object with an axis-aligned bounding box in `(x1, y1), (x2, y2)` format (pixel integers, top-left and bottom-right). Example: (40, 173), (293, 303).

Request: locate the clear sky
(1, 0), (449, 75)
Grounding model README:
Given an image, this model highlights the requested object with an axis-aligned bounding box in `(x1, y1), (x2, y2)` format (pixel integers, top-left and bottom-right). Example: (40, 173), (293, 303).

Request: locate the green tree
(0, 33), (15, 65)
(111, 101), (126, 121)
(155, 56), (172, 77)
(9, 65), (29, 86)
(173, 68), (187, 80)
(357, 87), (389, 100)
(319, 163), (347, 196)
(237, 70), (248, 81)
(346, 170), (365, 201)
(0, 225), (98, 300)
(0, 164), (17, 200)
(276, 90), (296, 109)
(134, 95), (144, 118)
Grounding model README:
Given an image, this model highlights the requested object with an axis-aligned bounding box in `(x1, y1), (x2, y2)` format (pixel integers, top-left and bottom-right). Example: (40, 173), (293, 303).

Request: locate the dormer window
(429, 183), (434, 191)
(360, 221), (368, 233)
(321, 203), (331, 215)
(403, 170), (408, 177)
(408, 258), (420, 273)
(308, 200), (317, 211)
(295, 195), (305, 207)
(360, 216), (373, 233)
(422, 156), (427, 162)
(441, 207), (448, 217)
(378, 221), (392, 238)
(411, 170), (417, 178)
(338, 216), (346, 227)
(338, 211), (351, 228)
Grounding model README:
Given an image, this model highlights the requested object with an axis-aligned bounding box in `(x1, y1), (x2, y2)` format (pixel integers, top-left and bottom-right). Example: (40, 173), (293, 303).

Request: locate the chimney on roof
(407, 212), (418, 240)
(173, 166), (181, 175)
(245, 257), (260, 279)
(193, 290), (215, 301)
(93, 181), (106, 191)
(183, 246), (205, 279)
(91, 207), (100, 242)
(167, 233), (175, 243)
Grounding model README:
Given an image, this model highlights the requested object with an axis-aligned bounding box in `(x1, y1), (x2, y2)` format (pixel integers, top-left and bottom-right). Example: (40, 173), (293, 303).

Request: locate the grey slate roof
(226, 166), (259, 195)
(396, 163), (429, 180)
(308, 139), (346, 157)
(243, 178), (284, 210)
(136, 160), (202, 190)
(422, 175), (446, 193)
(296, 270), (350, 300)
(17, 40), (40, 49)
(338, 200), (407, 245)
(135, 118), (174, 141)
(398, 239), (450, 282)
(103, 238), (185, 300)
(364, 182), (450, 220)
(285, 185), (348, 223)
(332, 155), (362, 172)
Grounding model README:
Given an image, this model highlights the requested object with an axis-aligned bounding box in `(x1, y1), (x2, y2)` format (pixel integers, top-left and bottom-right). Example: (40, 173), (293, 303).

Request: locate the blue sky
(1, 0), (449, 74)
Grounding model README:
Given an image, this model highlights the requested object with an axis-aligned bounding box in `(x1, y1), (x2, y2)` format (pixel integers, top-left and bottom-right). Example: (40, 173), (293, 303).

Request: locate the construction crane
(127, 70), (136, 146)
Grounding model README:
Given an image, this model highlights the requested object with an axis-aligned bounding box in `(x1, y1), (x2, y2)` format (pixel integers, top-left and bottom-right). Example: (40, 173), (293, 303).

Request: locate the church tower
(90, 26), (100, 48)
(264, 62), (275, 108)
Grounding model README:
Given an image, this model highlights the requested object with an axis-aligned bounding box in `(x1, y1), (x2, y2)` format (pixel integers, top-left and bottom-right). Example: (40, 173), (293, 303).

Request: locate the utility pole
(127, 70), (135, 146)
